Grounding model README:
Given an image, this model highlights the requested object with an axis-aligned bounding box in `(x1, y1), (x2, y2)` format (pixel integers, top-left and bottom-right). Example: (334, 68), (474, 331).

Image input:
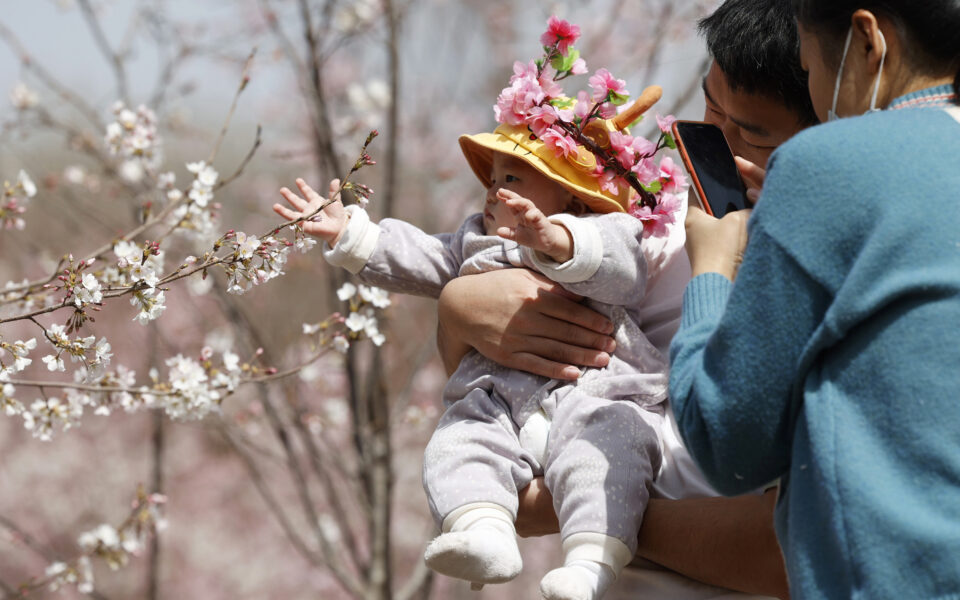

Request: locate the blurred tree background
(0, 1), (715, 598)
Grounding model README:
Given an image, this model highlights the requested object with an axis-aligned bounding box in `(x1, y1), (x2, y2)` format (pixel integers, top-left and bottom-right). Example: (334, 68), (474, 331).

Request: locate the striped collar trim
(888, 85), (957, 111)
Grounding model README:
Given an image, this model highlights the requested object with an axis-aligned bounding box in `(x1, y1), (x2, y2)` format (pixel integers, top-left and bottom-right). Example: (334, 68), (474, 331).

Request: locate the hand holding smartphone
(671, 120), (748, 218)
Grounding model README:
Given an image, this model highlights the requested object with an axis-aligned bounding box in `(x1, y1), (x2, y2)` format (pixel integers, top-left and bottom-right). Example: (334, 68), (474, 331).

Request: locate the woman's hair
(791, 0), (960, 98)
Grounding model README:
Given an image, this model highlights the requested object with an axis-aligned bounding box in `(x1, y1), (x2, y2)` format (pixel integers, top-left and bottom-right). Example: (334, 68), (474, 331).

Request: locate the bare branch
(0, 21), (105, 131)
(205, 48), (257, 165)
(0, 514), (56, 562)
(76, 0), (130, 104)
(218, 425), (323, 567)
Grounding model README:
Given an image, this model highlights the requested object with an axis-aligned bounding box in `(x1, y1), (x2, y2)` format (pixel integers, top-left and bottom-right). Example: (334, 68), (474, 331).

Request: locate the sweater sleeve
(323, 206), (468, 298)
(668, 224), (830, 496)
(522, 212), (648, 305)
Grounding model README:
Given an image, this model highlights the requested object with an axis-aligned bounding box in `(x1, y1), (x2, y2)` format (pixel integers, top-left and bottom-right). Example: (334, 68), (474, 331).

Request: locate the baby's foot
(540, 560), (615, 600)
(424, 526), (522, 584)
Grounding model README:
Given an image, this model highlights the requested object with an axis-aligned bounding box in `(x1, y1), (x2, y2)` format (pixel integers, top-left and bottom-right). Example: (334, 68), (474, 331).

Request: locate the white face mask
(828, 26), (887, 121)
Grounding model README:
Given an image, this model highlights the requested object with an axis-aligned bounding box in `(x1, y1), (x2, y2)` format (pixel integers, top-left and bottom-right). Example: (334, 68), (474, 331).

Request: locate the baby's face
(484, 153), (573, 235)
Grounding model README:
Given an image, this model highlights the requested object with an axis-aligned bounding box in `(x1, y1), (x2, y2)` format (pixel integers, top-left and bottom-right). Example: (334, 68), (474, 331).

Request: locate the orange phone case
(671, 120), (723, 217)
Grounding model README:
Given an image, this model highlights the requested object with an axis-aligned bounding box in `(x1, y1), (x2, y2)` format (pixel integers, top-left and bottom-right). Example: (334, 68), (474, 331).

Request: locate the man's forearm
(635, 490), (789, 599)
(516, 480), (788, 598)
(436, 317), (472, 377)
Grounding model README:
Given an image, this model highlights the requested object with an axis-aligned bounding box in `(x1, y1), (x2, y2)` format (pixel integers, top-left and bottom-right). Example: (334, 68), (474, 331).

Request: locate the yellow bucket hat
(459, 85), (663, 215)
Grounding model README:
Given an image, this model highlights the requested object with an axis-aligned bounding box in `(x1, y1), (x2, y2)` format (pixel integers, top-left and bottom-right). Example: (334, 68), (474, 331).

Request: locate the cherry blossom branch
(206, 48), (257, 165)
(0, 21), (105, 130)
(11, 487), (163, 598)
(76, 0), (130, 104)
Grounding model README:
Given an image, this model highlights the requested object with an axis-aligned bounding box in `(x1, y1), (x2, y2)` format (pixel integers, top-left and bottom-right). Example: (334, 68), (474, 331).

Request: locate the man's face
(702, 62), (806, 167)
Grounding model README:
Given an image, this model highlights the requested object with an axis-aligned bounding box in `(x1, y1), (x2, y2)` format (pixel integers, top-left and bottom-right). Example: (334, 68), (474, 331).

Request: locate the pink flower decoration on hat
(589, 68), (628, 103)
(541, 129), (579, 158)
(541, 16), (581, 55)
(630, 192), (683, 238)
(656, 113), (677, 134)
(658, 156), (688, 194)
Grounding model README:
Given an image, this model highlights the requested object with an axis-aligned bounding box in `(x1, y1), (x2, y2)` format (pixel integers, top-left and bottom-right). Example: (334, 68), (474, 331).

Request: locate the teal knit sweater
(670, 85), (960, 599)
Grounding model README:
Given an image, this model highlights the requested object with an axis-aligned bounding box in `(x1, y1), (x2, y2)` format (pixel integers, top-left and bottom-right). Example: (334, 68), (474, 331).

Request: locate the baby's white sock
(540, 560), (615, 600)
(539, 532), (633, 600)
(424, 503), (522, 584)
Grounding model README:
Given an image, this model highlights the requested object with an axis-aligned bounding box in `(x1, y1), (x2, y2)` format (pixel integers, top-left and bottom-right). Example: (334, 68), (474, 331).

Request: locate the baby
(273, 120), (680, 600)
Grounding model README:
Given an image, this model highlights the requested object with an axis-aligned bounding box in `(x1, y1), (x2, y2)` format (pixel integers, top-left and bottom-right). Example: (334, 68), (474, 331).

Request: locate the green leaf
(550, 48), (580, 73)
(641, 180), (663, 194)
(550, 96), (575, 109)
(663, 132), (677, 150)
(608, 90), (630, 106)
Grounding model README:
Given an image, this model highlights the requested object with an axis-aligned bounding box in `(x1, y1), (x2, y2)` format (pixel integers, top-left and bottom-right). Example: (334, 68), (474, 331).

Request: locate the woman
(670, 1), (960, 597)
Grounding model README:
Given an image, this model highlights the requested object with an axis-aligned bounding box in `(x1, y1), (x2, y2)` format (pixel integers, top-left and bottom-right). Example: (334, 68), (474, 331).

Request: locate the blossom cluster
(221, 231), (292, 295)
(109, 239), (169, 325)
(104, 101), (162, 183)
(1, 339), (260, 440)
(334, 0), (379, 33)
(1, 169), (37, 230)
(302, 282), (391, 353)
(42, 490), (166, 596)
(165, 160), (221, 241)
(493, 17), (688, 237)
(9, 81), (40, 110)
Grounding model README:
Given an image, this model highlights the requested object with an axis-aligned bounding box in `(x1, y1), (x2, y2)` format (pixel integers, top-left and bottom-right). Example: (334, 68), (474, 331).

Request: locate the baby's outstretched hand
(496, 189), (573, 263)
(274, 178), (347, 246)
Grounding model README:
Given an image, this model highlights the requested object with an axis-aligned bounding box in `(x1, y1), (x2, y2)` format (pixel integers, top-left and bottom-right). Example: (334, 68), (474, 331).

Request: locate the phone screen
(672, 121), (748, 217)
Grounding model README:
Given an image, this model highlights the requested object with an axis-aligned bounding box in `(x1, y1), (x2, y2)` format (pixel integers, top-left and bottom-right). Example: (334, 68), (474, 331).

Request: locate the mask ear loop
(867, 29), (887, 112)
(829, 27), (855, 121)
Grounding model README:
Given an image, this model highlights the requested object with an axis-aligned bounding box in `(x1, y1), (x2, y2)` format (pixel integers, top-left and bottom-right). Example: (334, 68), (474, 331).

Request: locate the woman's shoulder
(770, 107), (952, 172)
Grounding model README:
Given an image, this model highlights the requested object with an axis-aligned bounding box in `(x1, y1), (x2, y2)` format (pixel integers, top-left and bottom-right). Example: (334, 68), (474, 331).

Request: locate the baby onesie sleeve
(522, 212), (648, 306)
(323, 205), (476, 298)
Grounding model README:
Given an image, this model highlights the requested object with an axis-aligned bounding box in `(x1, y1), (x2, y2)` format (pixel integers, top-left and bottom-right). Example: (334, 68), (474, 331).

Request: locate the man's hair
(699, 0), (819, 126)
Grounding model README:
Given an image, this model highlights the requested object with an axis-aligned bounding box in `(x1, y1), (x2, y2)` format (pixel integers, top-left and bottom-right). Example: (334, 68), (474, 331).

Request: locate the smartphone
(671, 120), (748, 217)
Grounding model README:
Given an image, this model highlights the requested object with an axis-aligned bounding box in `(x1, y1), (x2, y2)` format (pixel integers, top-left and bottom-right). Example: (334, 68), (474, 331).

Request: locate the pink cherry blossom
(598, 102), (618, 119)
(631, 136), (658, 159)
(658, 156), (688, 194)
(574, 91), (593, 120)
(630, 192), (683, 238)
(495, 62), (547, 125)
(594, 168), (624, 195)
(570, 58), (588, 75)
(588, 68), (628, 103)
(537, 65), (564, 98)
(656, 113), (677, 134)
(631, 157), (660, 184)
(540, 16), (581, 55)
(526, 105), (559, 137)
(607, 131), (636, 170)
(541, 129), (579, 158)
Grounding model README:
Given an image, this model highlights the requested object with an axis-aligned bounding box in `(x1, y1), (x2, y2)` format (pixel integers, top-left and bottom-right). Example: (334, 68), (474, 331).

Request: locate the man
(435, 1), (817, 598)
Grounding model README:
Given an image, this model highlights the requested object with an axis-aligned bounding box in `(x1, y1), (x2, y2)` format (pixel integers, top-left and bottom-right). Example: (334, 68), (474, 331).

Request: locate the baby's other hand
(274, 178), (347, 246)
(495, 189), (573, 263)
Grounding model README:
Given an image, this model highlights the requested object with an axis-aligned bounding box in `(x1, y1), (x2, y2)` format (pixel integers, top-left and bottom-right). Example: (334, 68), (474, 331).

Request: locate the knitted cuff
(681, 272), (732, 328)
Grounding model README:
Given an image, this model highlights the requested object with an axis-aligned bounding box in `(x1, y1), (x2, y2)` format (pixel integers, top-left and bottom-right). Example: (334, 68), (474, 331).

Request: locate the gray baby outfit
(324, 206), (670, 555)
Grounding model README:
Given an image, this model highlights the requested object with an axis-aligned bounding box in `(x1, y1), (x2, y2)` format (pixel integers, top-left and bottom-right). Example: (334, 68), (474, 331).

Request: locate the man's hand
(274, 178), (347, 246)
(495, 189), (574, 263)
(437, 269), (615, 381)
(735, 156), (766, 204)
